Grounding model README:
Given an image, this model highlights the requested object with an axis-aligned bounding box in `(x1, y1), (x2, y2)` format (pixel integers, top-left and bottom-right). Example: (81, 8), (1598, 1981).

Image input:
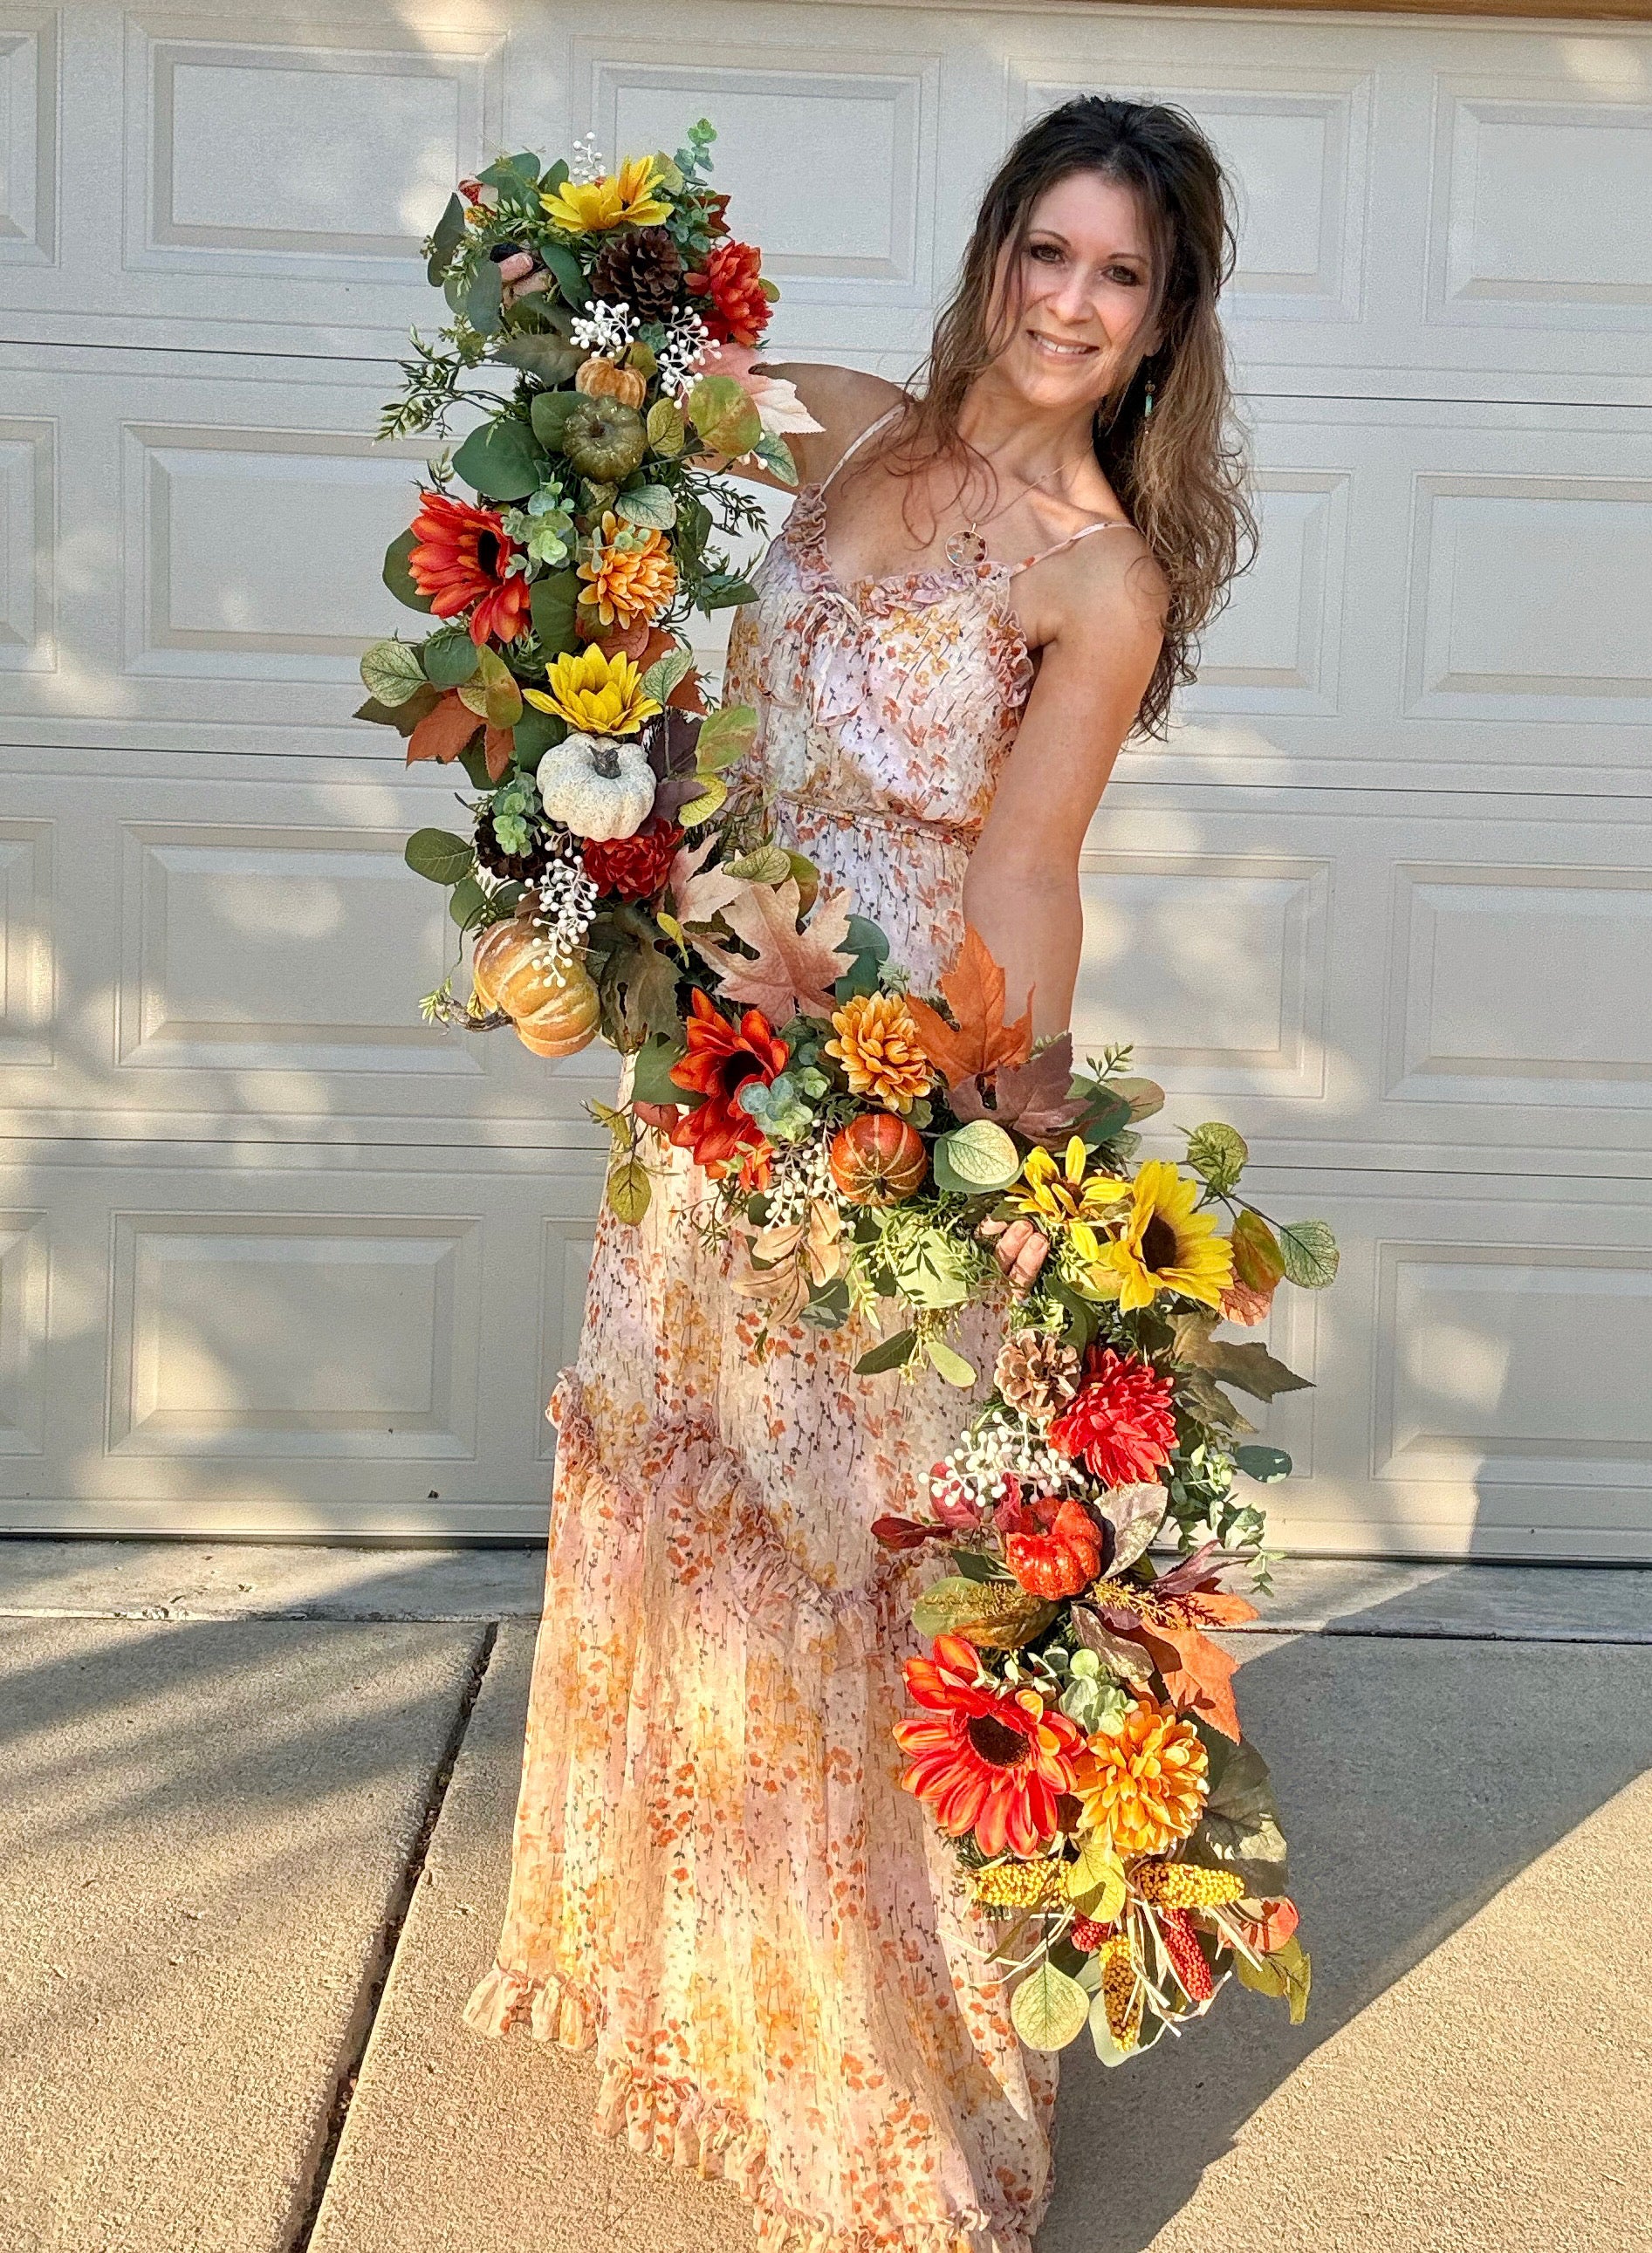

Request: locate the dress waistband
(765, 784), (977, 846)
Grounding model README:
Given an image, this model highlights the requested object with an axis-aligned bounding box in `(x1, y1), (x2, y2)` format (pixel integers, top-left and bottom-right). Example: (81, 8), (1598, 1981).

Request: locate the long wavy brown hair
(883, 96), (1256, 739)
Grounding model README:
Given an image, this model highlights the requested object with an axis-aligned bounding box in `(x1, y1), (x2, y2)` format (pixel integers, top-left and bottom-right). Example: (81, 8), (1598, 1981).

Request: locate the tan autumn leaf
(904, 923), (1035, 1087)
(805, 1198), (845, 1286)
(728, 1222), (810, 1322)
(693, 879), (856, 1021)
(667, 832), (754, 928)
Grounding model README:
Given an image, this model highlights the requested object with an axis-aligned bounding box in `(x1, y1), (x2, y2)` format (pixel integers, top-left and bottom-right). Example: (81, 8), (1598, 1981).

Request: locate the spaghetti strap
(1009, 517), (1131, 575)
(819, 404), (904, 491)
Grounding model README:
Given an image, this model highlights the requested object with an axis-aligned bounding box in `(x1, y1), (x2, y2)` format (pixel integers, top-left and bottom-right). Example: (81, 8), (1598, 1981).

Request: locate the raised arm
(963, 531), (1168, 1043)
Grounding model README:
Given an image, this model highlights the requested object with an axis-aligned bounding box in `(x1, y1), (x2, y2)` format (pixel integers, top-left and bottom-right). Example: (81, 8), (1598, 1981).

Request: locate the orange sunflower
(408, 490), (531, 646)
(895, 1633), (1086, 1859)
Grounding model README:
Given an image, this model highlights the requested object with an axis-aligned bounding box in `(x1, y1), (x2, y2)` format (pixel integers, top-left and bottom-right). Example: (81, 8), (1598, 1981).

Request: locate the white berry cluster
(568, 133), (605, 188)
(930, 1407), (1080, 1509)
(530, 858), (599, 963)
(571, 299), (639, 360)
(761, 1129), (843, 1230)
(658, 305), (712, 395)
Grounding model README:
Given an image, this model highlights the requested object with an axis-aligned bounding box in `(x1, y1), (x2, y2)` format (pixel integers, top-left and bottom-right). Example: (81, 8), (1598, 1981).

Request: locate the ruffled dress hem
(464, 1962), (1038, 2253)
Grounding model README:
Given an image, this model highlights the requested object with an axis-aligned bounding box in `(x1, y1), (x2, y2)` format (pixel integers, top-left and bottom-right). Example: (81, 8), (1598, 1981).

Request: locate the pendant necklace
(943, 440), (1099, 570)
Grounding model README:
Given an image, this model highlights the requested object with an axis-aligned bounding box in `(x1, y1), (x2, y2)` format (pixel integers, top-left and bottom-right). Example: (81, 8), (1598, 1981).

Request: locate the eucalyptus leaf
(1235, 1443), (1292, 1484)
(382, 529), (435, 614)
(543, 242), (591, 310)
(464, 258), (504, 337)
(426, 192), (465, 284)
(422, 626), (480, 688)
(646, 397), (687, 456)
(530, 391), (581, 452)
(530, 569), (580, 657)
(359, 638), (426, 706)
(495, 333), (584, 386)
(452, 416), (546, 503)
(404, 828), (475, 886)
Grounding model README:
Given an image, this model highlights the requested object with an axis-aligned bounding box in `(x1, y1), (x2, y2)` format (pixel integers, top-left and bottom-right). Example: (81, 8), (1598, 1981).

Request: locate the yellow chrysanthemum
(1009, 1135), (1128, 1229)
(524, 646), (661, 736)
(541, 156), (673, 234)
(1089, 1159), (1234, 1312)
(1073, 1696), (1209, 1859)
(824, 992), (934, 1114)
(577, 510), (677, 630)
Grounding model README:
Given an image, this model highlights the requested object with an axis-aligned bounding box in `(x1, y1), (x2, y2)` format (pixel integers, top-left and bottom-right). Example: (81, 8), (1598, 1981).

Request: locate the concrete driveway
(3, 1541), (1649, 2253)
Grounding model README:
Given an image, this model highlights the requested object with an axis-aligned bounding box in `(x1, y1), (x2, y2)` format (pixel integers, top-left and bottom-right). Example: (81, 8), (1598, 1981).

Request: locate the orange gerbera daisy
(408, 490), (531, 645)
(895, 1633), (1086, 1859)
(666, 987), (786, 1183)
(577, 510), (677, 631)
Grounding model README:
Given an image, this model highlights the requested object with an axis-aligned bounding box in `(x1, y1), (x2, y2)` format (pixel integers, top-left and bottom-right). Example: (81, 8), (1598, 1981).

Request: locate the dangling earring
(1142, 373), (1155, 421)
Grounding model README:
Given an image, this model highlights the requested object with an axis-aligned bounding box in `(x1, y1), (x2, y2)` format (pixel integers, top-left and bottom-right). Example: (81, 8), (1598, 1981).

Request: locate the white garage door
(3, 1), (1649, 1556)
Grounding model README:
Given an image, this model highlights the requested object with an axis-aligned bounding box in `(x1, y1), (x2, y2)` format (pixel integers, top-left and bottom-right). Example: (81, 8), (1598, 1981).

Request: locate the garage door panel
(0, 754), (625, 1140)
(0, 1142), (604, 1534)
(1244, 1172), (1652, 1562)
(1080, 791), (1652, 1173)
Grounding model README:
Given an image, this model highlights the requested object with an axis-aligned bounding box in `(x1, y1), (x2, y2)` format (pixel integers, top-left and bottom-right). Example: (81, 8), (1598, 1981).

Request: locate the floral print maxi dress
(465, 445), (1066, 2253)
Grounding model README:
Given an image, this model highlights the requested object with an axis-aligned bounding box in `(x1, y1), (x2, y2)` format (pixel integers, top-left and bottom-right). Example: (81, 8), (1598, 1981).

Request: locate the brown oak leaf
(949, 1031), (1084, 1144)
(693, 879), (857, 1021)
(904, 923), (1034, 1087)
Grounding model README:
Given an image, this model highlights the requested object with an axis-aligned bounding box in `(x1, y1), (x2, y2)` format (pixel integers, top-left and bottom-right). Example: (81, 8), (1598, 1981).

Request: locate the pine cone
(475, 817), (553, 886)
(994, 1332), (1082, 1421)
(591, 225), (682, 319)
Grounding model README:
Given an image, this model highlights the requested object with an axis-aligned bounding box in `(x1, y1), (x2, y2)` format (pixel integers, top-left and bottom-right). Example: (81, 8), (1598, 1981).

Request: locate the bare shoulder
(1031, 519), (1169, 664)
(756, 362), (906, 484)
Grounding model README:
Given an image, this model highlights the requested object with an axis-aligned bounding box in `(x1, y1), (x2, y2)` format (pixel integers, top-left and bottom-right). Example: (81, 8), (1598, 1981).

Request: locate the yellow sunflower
(541, 156), (673, 234)
(1090, 1159), (1234, 1311)
(1009, 1135), (1129, 1230)
(524, 647), (660, 736)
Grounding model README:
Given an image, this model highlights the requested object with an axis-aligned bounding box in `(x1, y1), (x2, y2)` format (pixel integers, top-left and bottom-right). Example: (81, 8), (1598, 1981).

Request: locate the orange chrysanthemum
(894, 1633), (1085, 1859)
(577, 510), (677, 631)
(1072, 1695), (1209, 1858)
(824, 990), (934, 1114)
(408, 490), (531, 646)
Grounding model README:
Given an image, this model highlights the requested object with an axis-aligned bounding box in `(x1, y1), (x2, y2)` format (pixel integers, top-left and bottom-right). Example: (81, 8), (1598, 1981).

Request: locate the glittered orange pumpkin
(471, 914), (600, 1058)
(828, 1113), (928, 1206)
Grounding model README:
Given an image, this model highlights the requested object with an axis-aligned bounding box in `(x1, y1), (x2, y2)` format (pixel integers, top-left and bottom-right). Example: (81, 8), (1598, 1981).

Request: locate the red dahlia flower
(1048, 1347), (1177, 1488)
(581, 814), (684, 901)
(666, 987), (787, 1180)
(408, 490), (531, 646)
(895, 1633), (1085, 1858)
(687, 240), (771, 347)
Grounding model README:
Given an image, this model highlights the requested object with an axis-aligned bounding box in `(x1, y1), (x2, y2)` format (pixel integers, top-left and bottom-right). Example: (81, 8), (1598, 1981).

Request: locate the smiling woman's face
(987, 169), (1159, 413)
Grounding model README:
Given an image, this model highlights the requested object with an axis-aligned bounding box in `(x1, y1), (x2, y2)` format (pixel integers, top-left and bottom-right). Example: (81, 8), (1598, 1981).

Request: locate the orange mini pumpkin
(471, 914), (600, 1059)
(828, 1113), (928, 1206)
(1002, 1496), (1104, 1599)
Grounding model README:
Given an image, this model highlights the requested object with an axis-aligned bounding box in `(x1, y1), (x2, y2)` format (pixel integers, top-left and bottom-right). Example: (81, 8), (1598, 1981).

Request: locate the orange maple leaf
(1133, 1590), (1258, 1743)
(903, 923), (1035, 1087)
(405, 688), (513, 780)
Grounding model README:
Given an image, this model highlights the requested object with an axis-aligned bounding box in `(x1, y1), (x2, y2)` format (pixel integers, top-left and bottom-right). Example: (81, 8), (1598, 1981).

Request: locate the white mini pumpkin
(535, 730), (656, 841)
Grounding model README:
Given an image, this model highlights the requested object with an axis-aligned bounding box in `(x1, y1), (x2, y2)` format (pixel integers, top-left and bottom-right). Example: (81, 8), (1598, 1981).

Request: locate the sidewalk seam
(285, 1618), (502, 2253)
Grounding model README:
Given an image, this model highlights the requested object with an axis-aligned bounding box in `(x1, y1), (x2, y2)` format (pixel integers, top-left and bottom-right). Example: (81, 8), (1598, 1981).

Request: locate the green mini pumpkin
(560, 394), (648, 483)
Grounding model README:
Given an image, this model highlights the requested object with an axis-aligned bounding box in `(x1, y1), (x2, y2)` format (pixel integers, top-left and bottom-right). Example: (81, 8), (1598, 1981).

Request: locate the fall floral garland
(361, 122), (1333, 2061)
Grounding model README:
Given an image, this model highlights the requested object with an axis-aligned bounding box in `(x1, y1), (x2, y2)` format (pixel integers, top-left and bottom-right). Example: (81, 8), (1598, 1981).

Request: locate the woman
(466, 95), (1253, 2253)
